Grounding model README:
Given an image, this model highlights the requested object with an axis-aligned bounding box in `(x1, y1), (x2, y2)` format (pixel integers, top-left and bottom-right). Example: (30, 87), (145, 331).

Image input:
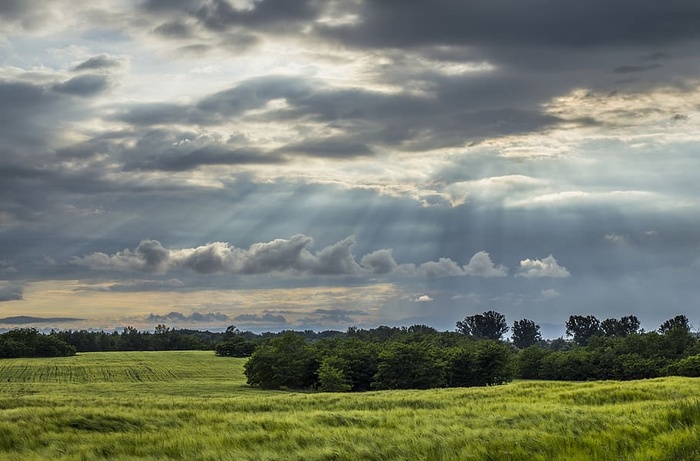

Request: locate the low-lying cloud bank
(146, 311), (229, 323)
(73, 235), (567, 279)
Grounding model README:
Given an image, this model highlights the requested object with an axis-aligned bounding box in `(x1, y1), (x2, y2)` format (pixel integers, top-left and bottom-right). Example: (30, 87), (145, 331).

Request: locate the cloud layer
(1, 0), (700, 332)
(74, 235), (518, 278)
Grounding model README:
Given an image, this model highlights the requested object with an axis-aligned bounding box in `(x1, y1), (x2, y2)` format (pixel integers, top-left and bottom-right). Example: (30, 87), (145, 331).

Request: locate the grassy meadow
(0, 351), (699, 460)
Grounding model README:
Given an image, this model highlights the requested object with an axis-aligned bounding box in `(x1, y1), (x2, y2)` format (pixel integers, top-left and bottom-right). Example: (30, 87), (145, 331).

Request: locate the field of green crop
(0, 351), (699, 460)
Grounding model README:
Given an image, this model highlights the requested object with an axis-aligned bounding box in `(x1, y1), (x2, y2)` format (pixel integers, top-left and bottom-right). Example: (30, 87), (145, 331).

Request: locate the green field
(0, 352), (699, 460)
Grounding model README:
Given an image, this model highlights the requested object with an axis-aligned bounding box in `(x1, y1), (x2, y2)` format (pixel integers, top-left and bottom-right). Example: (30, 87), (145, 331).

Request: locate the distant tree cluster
(244, 328), (514, 392)
(51, 325), (226, 352)
(516, 314), (700, 381)
(0, 329), (75, 358)
(0, 324), (346, 358)
(215, 326), (257, 357)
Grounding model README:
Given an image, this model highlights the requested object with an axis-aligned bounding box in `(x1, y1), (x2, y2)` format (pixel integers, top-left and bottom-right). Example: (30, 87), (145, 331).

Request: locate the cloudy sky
(1, 0), (700, 335)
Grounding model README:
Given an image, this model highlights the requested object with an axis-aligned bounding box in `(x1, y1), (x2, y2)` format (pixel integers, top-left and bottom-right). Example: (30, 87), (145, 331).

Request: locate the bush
(317, 357), (352, 392)
(671, 355), (700, 377)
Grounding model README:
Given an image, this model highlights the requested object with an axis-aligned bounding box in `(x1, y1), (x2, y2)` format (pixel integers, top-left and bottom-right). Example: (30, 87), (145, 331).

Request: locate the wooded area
(2, 312), (698, 391)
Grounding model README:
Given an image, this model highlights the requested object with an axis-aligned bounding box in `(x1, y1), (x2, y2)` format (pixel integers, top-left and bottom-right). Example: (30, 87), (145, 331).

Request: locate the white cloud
(74, 236), (507, 280)
(605, 234), (628, 243)
(416, 258), (466, 277)
(74, 237), (512, 280)
(540, 288), (561, 300)
(394, 251), (507, 278)
(413, 294), (434, 303)
(462, 251), (507, 277)
(444, 175), (546, 206)
(517, 255), (571, 278)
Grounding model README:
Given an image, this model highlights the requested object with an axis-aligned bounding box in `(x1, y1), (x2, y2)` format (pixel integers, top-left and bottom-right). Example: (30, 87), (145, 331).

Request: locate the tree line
(2, 312), (699, 389)
(0, 328), (76, 358)
(241, 311), (700, 391)
(0, 324), (343, 358)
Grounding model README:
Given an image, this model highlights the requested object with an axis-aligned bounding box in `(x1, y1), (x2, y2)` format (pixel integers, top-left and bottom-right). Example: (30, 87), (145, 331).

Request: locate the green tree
(471, 340), (514, 386)
(456, 310), (509, 340)
(244, 332), (318, 390)
(566, 315), (601, 346)
(517, 345), (549, 379)
(322, 338), (379, 391)
(0, 329), (75, 358)
(317, 356), (352, 392)
(600, 315), (641, 337)
(658, 315), (691, 334)
(670, 355), (700, 377)
(215, 335), (256, 357)
(372, 341), (447, 390)
(511, 319), (542, 349)
(447, 347), (477, 387)
(447, 341), (513, 387)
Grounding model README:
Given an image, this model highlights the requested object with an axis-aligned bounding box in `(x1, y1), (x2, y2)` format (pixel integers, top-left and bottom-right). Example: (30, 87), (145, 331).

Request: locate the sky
(1, 0), (700, 336)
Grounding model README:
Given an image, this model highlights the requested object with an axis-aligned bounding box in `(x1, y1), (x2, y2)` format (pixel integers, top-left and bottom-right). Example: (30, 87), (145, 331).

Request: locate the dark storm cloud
(0, 81), (62, 147)
(141, 0), (201, 13)
(134, 0), (700, 55)
(0, 0), (29, 17)
(114, 103), (202, 126)
(65, 2), (700, 141)
(0, 283), (23, 302)
(116, 76), (312, 126)
(194, 0), (321, 31)
(3, 0), (700, 336)
(612, 64), (662, 74)
(0, 74), (127, 229)
(112, 73), (567, 161)
(318, 0), (700, 49)
(74, 55), (124, 71)
(197, 75), (313, 116)
(0, 315), (83, 324)
(52, 75), (110, 96)
(0, 81), (52, 110)
(0, 0), (57, 31)
(154, 147), (285, 171)
(153, 21), (193, 38)
(140, 0), (322, 47)
(56, 126), (285, 172)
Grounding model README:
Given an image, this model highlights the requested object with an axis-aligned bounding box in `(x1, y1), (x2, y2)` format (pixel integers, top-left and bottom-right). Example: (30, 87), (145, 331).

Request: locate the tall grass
(0, 351), (698, 460)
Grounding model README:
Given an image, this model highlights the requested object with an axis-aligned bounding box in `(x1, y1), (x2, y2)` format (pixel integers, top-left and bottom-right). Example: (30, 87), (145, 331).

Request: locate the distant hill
(0, 316), (83, 325)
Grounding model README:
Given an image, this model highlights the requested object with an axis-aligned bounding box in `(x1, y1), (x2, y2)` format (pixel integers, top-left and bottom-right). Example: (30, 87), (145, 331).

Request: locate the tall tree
(658, 315), (691, 334)
(511, 319), (542, 349)
(565, 315), (601, 346)
(456, 310), (509, 340)
(600, 315), (641, 337)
